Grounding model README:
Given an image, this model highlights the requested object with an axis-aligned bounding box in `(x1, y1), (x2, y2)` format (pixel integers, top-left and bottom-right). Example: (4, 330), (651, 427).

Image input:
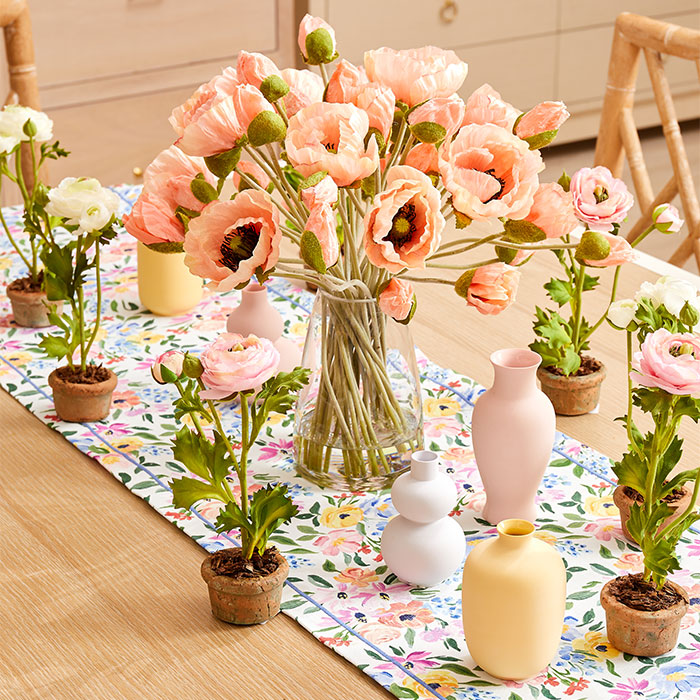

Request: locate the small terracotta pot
(201, 549), (289, 625)
(537, 362), (606, 416)
(601, 577), (689, 656)
(7, 283), (61, 328)
(614, 484), (692, 543)
(48, 368), (118, 422)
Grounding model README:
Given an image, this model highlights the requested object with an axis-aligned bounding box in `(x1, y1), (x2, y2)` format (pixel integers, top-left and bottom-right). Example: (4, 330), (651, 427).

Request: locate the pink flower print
(356, 623), (402, 645)
(465, 490), (487, 512)
(682, 642), (700, 661)
(313, 529), (363, 556)
(111, 390), (141, 408)
(376, 651), (440, 672)
(95, 423), (132, 437)
(688, 539), (700, 557)
(260, 438), (294, 461)
(609, 678), (651, 699)
(377, 600), (434, 628)
(686, 583), (700, 612)
(505, 670), (548, 688)
(424, 418), (461, 438)
(421, 626), (449, 643)
(614, 552), (643, 571)
(583, 518), (623, 541)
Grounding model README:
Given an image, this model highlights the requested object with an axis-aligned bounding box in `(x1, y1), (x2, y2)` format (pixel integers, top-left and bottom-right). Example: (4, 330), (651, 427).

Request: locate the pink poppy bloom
(279, 68), (324, 117)
(653, 203), (684, 233)
(351, 84), (395, 142)
(259, 438), (294, 461)
(408, 95), (465, 138)
(356, 623), (402, 645)
(313, 528), (363, 556)
(305, 203), (339, 268)
(199, 333), (280, 399)
(378, 278), (414, 321)
(463, 83), (520, 130)
(570, 166), (634, 233)
(363, 165), (444, 273)
(521, 182), (579, 239)
(466, 262), (520, 316)
(174, 93), (243, 157)
(583, 231), (637, 267)
(285, 102), (379, 187)
(377, 600), (435, 628)
(298, 13), (337, 62)
(325, 59), (368, 103)
(300, 174), (338, 209)
(404, 143), (439, 174)
(183, 191), (281, 292)
(609, 678), (650, 700)
(123, 189), (185, 245)
(364, 46), (468, 106)
(583, 518), (623, 541)
(232, 159), (271, 191)
(236, 50), (281, 88)
(631, 328), (700, 396)
(439, 123), (544, 220)
(515, 101), (570, 139)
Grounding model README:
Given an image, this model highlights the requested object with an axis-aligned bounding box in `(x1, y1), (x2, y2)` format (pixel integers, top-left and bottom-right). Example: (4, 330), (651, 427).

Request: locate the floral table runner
(1, 185), (699, 700)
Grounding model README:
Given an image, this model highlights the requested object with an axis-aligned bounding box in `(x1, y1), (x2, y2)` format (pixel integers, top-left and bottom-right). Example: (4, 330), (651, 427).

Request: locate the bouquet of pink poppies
(125, 14), (587, 483)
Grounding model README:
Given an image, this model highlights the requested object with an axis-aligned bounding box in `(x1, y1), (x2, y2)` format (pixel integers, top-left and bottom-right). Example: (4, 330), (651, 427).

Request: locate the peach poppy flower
(364, 46), (468, 106)
(523, 182), (579, 239)
(183, 190), (281, 292)
(279, 68), (324, 117)
(378, 278), (414, 321)
(326, 59), (368, 102)
(285, 102), (379, 187)
(174, 94), (243, 157)
(408, 95), (465, 138)
(404, 143), (439, 174)
(439, 123), (544, 220)
(352, 84), (395, 142)
(123, 191), (184, 245)
(466, 262), (520, 316)
(363, 165), (444, 273)
(233, 159), (271, 191)
(516, 101), (569, 140)
(463, 83), (520, 130)
(334, 567), (378, 587)
(305, 203), (339, 267)
(236, 50), (281, 88)
(300, 174), (338, 208)
(377, 600), (435, 628)
(583, 232), (637, 267)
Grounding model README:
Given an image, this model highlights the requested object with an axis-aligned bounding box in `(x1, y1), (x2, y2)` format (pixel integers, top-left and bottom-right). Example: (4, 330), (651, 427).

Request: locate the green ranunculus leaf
(38, 334), (69, 360)
(544, 277), (573, 306)
(171, 476), (226, 511)
(300, 229), (327, 274)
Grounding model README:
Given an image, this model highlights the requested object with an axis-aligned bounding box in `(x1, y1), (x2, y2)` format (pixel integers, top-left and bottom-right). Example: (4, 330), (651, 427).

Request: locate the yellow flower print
(127, 330), (165, 345)
(288, 321), (308, 338)
(404, 671), (459, 698)
(101, 453), (124, 466)
(584, 496), (619, 518)
(423, 396), (460, 417)
(2, 351), (34, 366)
(572, 631), (619, 661)
(110, 436), (143, 453)
(535, 531), (557, 546)
(266, 412), (285, 425)
(0, 256), (13, 270)
(320, 505), (363, 528)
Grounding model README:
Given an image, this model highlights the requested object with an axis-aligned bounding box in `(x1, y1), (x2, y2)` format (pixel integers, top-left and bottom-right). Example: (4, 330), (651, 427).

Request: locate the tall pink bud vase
(471, 348), (555, 524)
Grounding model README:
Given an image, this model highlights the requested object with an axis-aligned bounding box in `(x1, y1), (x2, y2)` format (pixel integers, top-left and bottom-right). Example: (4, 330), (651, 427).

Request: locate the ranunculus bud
(607, 299), (638, 330)
(653, 203), (684, 234)
(247, 111), (287, 147)
(260, 75), (290, 103)
(680, 300), (700, 328)
(182, 352), (204, 379)
(298, 14), (337, 65)
(152, 350), (185, 384)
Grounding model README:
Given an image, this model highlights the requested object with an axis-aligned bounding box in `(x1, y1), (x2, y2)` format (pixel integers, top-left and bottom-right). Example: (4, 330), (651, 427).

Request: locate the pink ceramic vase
(471, 348), (555, 524)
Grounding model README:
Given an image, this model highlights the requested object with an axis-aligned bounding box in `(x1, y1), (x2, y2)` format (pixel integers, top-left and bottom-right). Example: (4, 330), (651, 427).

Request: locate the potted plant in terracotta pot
(38, 177), (121, 422)
(151, 334), (309, 625)
(0, 105), (69, 327)
(530, 170), (679, 415)
(600, 317), (700, 656)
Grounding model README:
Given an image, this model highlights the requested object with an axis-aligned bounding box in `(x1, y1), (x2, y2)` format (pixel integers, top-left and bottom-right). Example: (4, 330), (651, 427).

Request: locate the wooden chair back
(594, 12), (700, 270)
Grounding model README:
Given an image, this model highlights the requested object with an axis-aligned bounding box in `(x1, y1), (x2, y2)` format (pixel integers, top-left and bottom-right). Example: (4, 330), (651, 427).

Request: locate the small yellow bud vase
(461, 519), (566, 680)
(137, 242), (203, 316)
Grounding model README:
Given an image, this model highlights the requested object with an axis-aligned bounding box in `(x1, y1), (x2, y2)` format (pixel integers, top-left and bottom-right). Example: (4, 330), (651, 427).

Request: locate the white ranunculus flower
(635, 275), (700, 316)
(608, 299), (637, 329)
(0, 105), (53, 153)
(46, 177), (120, 233)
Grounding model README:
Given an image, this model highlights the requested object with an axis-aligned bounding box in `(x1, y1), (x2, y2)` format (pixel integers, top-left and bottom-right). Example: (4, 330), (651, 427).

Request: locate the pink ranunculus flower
(183, 190), (281, 292)
(379, 278), (415, 321)
(466, 263), (520, 316)
(305, 203), (339, 267)
(462, 83), (520, 130)
(363, 165), (444, 273)
(515, 101), (570, 139)
(364, 46), (468, 106)
(583, 231), (637, 267)
(123, 190), (184, 245)
(280, 68), (324, 117)
(439, 123), (544, 220)
(298, 14), (337, 63)
(285, 102), (379, 187)
(631, 328), (700, 396)
(300, 174), (338, 209)
(199, 333), (280, 399)
(653, 203), (684, 233)
(570, 166), (634, 233)
(523, 182), (579, 239)
(151, 350), (185, 383)
(313, 528), (363, 556)
(325, 59), (368, 102)
(236, 50), (281, 88)
(408, 95), (465, 138)
(232, 159), (271, 191)
(404, 143), (439, 174)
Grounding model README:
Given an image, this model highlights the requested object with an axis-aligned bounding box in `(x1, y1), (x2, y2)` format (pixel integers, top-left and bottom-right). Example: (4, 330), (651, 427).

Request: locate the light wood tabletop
(1, 242), (699, 700)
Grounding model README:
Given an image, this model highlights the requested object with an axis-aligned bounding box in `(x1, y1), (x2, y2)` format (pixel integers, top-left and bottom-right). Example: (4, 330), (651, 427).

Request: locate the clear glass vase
(294, 288), (423, 491)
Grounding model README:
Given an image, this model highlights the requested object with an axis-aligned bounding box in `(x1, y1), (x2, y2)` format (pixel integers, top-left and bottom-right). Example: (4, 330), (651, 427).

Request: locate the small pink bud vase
(471, 348), (555, 524)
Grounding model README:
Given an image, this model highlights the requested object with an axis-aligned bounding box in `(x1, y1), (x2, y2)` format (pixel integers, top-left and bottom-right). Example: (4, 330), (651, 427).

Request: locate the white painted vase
(381, 450), (466, 587)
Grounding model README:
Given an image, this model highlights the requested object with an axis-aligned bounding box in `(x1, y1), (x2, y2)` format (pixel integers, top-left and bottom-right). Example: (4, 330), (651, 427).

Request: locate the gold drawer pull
(440, 0), (458, 24)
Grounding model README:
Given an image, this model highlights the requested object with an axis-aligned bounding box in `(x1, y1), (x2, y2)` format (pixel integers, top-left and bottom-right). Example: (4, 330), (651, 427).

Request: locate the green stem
(239, 392), (250, 519)
(0, 205), (32, 272)
(580, 265), (622, 344)
(630, 223), (656, 249)
(571, 263), (586, 354)
(84, 244), (102, 360)
(657, 468), (700, 541)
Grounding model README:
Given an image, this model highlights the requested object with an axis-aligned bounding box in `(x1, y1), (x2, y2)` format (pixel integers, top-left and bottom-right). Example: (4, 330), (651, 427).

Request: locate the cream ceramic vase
(462, 519), (566, 680)
(471, 348), (555, 524)
(137, 242), (203, 316)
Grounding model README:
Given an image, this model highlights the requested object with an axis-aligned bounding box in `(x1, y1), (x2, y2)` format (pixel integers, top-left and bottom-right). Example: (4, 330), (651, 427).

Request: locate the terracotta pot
(201, 548), (289, 625)
(614, 484), (692, 543)
(601, 576), (689, 656)
(48, 368), (118, 423)
(7, 283), (61, 328)
(536, 362), (606, 416)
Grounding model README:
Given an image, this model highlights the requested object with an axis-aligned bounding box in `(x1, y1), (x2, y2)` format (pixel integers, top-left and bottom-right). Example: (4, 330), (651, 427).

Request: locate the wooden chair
(0, 0), (42, 189)
(594, 12), (700, 270)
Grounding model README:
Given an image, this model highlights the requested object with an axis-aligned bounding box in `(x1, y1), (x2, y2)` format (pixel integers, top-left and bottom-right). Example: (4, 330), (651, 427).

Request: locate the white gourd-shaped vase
(381, 450), (466, 587)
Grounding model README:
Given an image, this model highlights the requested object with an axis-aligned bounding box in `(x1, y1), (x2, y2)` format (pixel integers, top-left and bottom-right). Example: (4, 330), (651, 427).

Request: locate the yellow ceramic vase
(462, 519), (566, 680)
(137, 242), (203, 316)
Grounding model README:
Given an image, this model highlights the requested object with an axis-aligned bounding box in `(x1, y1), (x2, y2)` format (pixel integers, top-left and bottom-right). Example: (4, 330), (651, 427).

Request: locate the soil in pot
(601, 573), (689, 656)
(6, 272), (58, 328)
(537, 356), (606, 416)
(48, 365), (117, 422)
(201, 547), (289, 625)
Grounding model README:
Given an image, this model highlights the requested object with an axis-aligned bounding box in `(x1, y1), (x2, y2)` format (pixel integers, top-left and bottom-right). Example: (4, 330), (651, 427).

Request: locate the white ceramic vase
(381, 450), (466, 587)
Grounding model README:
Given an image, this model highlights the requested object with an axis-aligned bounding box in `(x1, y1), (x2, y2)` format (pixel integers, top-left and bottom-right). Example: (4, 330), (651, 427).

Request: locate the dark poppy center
(324, 141), (338, 153)
(386, 202), (417, 248)
(220, 222), (261, 271)
(483, 168), (506, 203)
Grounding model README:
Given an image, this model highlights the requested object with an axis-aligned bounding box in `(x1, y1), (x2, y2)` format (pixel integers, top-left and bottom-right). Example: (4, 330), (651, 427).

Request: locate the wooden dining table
(2, 227), (699, 699)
